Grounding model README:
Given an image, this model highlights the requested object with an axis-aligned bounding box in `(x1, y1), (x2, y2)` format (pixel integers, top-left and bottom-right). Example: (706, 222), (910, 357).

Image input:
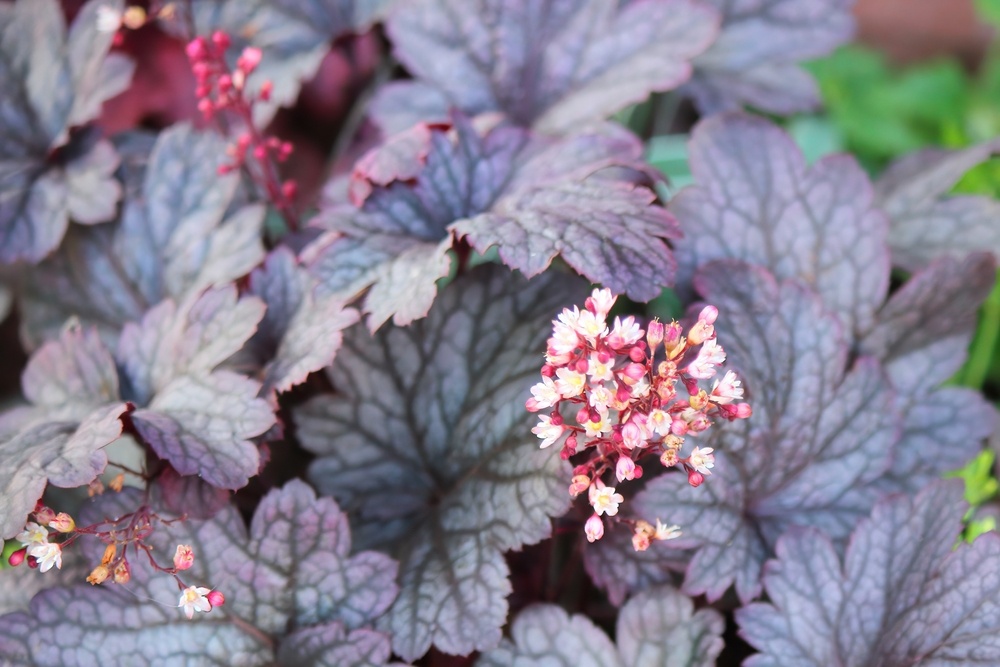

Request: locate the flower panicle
(527, 288), (752, 548)
(11, 499), (221, 619)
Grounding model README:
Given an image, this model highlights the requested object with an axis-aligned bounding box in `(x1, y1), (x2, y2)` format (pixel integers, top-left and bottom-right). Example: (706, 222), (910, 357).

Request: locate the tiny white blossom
(554, 367), (586, 398)
(16, 522), (48, 548)
(575, 310), (608, 343)
(532, 415), (565, 449)
(616, 457), (636, 482)
(584, 514), (605, 542)
(688, 446), (715, 475)
(95, 4), (122, 32)
(589, 484), (624, 517)
(710, 370), (744, 404)
(589, 384), (614, 412)
(178, 586), (213, 620)
(654, 519), (681, 541)
(588, 288), (616, 319)
(610, 315), (643, 346)
(527, 376), (560, 410)
(684, 338), (726, 379)
(583, 411), (612, 438)
(28, 542), (62, 573)
(587, 352), (615, 383)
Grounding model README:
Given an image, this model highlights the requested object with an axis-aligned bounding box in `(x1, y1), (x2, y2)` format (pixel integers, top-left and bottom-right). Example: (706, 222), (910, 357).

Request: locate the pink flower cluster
(527, 288), (751, 549)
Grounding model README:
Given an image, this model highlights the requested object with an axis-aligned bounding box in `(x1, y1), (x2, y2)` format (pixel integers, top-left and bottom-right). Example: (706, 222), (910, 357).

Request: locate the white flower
(684, 338), (726, 379)
(527, 376), (560, 410)
(688, 446), (715, 475)
(575, 310), (608, 343)
(16, 522), (48, 547)
(583, 411), (612, 438)
(710, 370), (744, 404)
(178, 586), (213, 620)
(28, 542), (62, 573)
(548, 319), (580, 358)
(589, 484), (624, 517)
(587, 352), (615, 383)
(588, 288), (616, 319)
(95, 4), (122, 32)
(616, 457), (636, 482)
(609, 316), (643, 346)
(647, 409), (670, 437)
(654, 519), (681, 541)
(532, 415), (565, 449)
(588, 384), (614, 412)
(554, 367), (586, 398)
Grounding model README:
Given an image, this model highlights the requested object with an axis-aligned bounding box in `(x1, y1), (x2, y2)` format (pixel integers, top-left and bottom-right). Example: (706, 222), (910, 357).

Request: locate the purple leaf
(307, 117), (675, 329)
(477, 585), (723, 666)
(296, 266), (585, 660)
(374, 0), (718, 133)
(738, 480), (1000, 666)
(0, 326), (130, 539)
(616, 586), (724, 667)
(154, 465), (231, 520)
(683, 0), (854, 115)
(117, 286), (276, 488)
(860, 254), (997, 492)
(582, 526), (688, 607)
(349, 122), (437, 206)
(248, 247), (360, 396)
(877, 139), (1000, 270)
(671, 112), (890, 337)
(477, 604), (622, 666)
(593, 262), (899, 604)
(278, 623), (400, 667)
(0, 0), (132, 263)
(0, 481), (399, 665)
(20, 124), (266, 348)
(166, 0), (390, 125)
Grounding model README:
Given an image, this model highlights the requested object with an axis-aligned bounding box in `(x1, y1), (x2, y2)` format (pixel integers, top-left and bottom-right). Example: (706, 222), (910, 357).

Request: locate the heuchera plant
(0, 0), (998, 665)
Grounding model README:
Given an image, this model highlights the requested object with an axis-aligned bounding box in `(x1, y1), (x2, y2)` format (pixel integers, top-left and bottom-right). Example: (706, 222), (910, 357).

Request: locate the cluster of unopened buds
(185, 31), (299, 214)
(527, 288), (752, 551)
(8, 492), (223, 620)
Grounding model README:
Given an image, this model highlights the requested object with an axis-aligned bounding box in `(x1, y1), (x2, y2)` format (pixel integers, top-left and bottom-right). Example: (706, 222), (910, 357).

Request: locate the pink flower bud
(185, 37), (207, 61)
(211, 30), (231, 51)
(8, 548), (26, 567)
(217, 74), (232, 93)
(259, 79), (273, 101)
(628, 347), (645, 362)
(632, 531), (651, 552)
(584, 514), (604, 543)
(633, 464), (643, 479)
(687, 469), (704, 487)
(34, 506), (56, 525)
(27, 555), (38, 569)
(173, 544), (195, 571)
(670, 418), (688, 436)
(616, 457), (635, 482)
(647, 319), (664, 350)
(237, 47), (262, 74)
(569, 474), (590, 497)
(687, 305), (718, 346)
(281, 180), (298, 200)
(540, 364), (555, 378)
(253, 145), (268, 160)
(207, 590), (225, 608)
(49, 513), (75, 533)
(623, 363), (645, 382)
(576, 406), (590, 424)
(279, 142), (294, 161)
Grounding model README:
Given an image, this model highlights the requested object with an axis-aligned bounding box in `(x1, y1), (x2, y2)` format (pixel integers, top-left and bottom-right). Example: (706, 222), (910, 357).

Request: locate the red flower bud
(259, 79), (273, 101)
(206, 590), (225, 608)
(211, 30), (231, 51)
(185, 37), (207, 61)
(8, 548), (26, 567)
(687, 469), (704, 487)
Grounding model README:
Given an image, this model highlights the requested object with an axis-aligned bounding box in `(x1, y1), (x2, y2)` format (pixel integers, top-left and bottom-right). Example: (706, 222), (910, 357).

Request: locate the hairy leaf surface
(738, 481), (1000, 666)
(307, 118), (677, 329)
(20, 125), (265, 348)
(0, 0), (132, 262)
(296, 266), (584, 659)
(371, 0), (718, 133)
(0, 481), (398, 666)
(683, 0), (854, 114)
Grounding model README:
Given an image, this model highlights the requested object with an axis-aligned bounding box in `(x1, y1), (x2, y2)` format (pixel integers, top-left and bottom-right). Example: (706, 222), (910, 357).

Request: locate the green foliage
(945, 450), (999, 542)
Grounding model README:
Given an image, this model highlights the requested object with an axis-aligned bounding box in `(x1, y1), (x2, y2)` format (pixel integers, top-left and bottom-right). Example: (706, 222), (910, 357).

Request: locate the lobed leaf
(738, 480), (1000, 666)
(0, 326), (130, 539)
(20, 124), (266, 348)
(247, 246), (360, 397)
(296, 266), (585, 659)
(307, 117), (677, 329)
(0, 481), (399, 666)
(877, 139), (1000, 270)
(683, 0), (854, 115)
(0, 0), (132, 263)
(476, 585), (723, 666)
(372, 0), (718, 134)
(671, 112), (890, 338)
